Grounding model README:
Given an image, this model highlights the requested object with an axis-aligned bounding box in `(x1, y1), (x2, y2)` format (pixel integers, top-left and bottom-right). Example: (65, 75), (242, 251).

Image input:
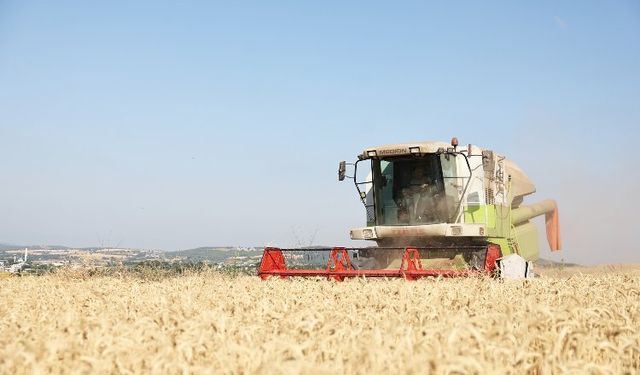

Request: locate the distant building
(2, 248), (28, 273)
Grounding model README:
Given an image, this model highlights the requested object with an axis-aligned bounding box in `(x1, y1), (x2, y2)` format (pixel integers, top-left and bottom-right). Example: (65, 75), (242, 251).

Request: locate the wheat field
(1, 268), (639, 374)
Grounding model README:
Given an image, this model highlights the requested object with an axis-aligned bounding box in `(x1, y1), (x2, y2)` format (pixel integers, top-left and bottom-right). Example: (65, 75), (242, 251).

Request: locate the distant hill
(537, 258), (580, 267)
(164, 246), (342, 266)
(0, 243), (70, 251)
(166, 247), (263, 263)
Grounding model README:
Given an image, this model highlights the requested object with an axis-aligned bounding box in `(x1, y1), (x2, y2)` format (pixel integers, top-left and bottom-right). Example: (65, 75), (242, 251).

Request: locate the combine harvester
(258, 138), (560, 280)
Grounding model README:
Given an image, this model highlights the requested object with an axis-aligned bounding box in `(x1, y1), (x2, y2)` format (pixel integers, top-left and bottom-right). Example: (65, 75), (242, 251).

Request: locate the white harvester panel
(497, 254), (534, 279)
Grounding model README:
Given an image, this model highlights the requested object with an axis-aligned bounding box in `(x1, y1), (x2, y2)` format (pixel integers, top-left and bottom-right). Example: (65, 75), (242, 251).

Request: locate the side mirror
(338, 161), (346, 181)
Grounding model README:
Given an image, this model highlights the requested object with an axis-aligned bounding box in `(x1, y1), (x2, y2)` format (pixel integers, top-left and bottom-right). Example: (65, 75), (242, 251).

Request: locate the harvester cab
(258, 138), (561, 280)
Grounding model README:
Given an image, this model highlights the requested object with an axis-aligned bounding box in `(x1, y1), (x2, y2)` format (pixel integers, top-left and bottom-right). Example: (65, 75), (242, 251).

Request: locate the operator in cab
(398, 166), (440, 223)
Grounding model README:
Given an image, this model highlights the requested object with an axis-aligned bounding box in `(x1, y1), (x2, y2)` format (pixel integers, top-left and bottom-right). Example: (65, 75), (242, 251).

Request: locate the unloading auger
(258, 138), (560, 280)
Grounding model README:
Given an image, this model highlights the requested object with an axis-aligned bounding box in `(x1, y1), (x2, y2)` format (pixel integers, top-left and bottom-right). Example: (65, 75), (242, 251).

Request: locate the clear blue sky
(1, 1), (638, 264)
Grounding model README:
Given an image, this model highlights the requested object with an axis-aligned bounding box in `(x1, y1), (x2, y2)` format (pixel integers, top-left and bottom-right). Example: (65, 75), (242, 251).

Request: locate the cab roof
(359, 140), (455, 159)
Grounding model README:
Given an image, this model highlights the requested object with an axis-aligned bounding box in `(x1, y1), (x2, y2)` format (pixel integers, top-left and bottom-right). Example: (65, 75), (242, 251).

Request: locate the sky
(0, 1), (638, 264)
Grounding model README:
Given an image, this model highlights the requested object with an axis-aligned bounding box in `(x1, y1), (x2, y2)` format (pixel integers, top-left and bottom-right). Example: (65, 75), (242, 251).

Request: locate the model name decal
(377, 148), (408, 155)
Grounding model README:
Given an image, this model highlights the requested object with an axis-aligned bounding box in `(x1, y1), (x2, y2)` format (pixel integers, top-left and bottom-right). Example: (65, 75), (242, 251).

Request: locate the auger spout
(511, 199), (561, 251)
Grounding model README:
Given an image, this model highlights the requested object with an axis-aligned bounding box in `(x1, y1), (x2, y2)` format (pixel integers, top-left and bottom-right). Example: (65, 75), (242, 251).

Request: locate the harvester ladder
(508, 223), (521, 255)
